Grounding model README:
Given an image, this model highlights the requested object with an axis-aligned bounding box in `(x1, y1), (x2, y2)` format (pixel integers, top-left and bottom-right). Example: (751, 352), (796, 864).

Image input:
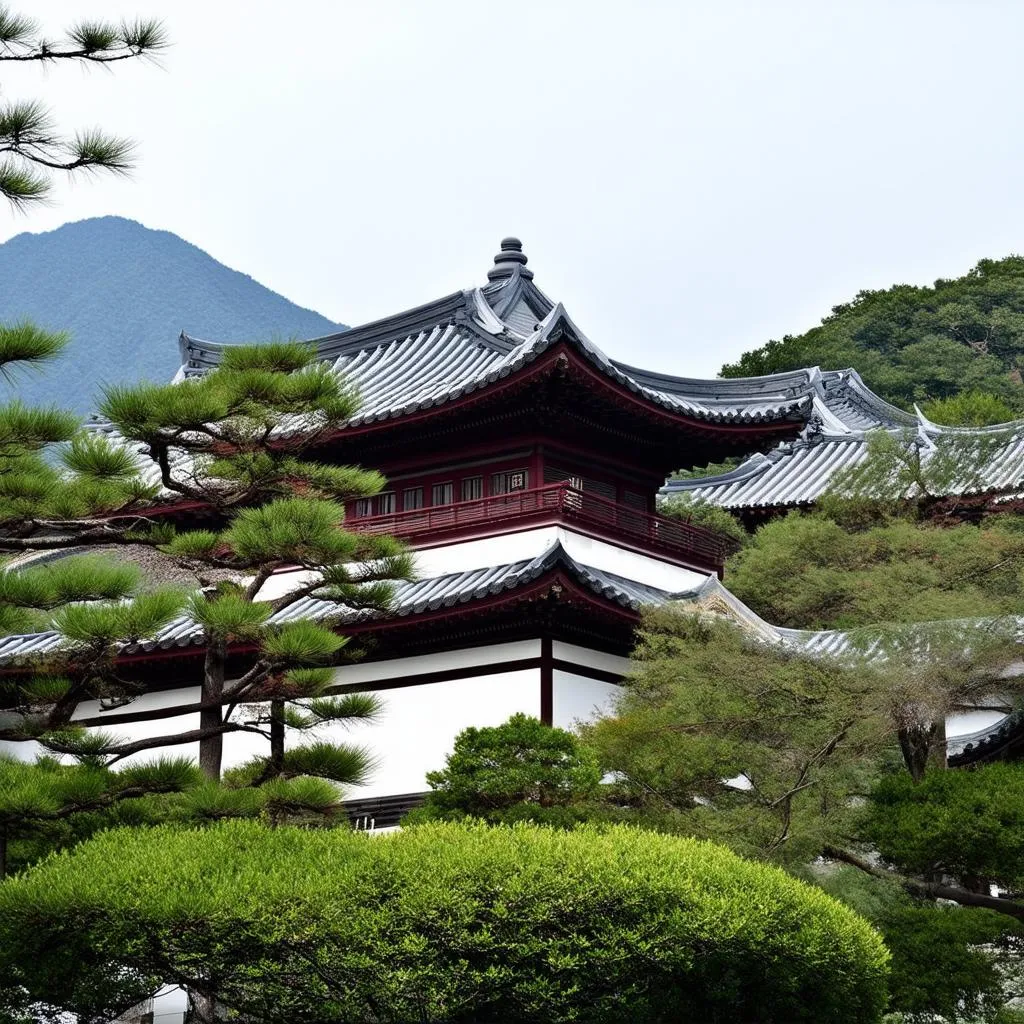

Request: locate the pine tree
(0, 341), (413, 788)
(0, 4), (167, 208)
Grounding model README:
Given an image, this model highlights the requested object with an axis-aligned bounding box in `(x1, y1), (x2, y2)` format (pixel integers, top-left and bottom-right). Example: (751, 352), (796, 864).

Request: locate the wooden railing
(349, 483), (728, 571)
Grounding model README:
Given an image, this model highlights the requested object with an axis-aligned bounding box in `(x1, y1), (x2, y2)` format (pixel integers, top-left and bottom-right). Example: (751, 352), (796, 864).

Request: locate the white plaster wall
(948, 709), (1008, 739)
(252, 525), (710, 606)
(36, 654), (542, 799)
(68, 685), (266, 770)
(552, 671), (620, 731)
(335, 669), (541, 799)
(557, 530), (707, 592)
(552, 641), (632, 677)
(413, 527), (708, 591)
(330, 640), (541, 687)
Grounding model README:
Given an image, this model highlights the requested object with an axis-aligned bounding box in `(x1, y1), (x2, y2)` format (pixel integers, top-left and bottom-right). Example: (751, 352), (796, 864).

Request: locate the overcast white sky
(3, 1), (1024, 376)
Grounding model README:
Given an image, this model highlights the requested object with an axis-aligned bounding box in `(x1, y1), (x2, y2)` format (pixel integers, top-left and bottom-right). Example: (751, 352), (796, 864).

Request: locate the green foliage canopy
(868, 763), (1024, 891)
(722, 257), (1024, 418)
(585, 610), (887, 864)
(0, 819), (890, 1024)
(725, 511), (1024, 630)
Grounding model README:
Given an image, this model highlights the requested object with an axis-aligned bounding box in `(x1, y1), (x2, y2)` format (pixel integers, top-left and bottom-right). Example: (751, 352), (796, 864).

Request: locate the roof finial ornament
(487, 236), (534, 281)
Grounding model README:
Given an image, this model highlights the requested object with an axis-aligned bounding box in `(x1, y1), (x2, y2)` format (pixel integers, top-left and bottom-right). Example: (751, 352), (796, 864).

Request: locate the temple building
(1, 238), (1020, 821)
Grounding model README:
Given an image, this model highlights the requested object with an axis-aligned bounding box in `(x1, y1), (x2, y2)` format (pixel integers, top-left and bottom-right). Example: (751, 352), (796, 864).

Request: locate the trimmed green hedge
(0, 820), (888, 1023)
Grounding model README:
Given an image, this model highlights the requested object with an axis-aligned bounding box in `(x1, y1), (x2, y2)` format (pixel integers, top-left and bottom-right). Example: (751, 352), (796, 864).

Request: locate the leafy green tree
(724, 510), (1024, 630)
(922, 390), (1017, 427)
(818, 867), (1024, 1024)
(0, 818), (890, 1024)
(658, 494), (747, 549)
(721, 256), (1024, 413)
(583, 608), (1024, 1018)
(410, 713), (602, 825)
(585, 608), (1024, 912)
(867, 764), (1024, 894)
(0, 4), (167, 208)
(585, 610), (887, 864)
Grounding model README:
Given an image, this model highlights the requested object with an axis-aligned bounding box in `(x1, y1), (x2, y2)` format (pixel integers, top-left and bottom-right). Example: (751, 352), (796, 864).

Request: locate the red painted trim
(374, 434), (662, 487)
(349, 482), (726, 572)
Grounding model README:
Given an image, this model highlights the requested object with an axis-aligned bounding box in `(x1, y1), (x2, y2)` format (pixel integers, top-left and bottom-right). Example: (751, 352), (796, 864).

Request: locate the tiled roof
(175, 241), (879, 432)
(93, 239), (944, 495)
(0, 542), (668, 666)
(662, 411), (1024, 510)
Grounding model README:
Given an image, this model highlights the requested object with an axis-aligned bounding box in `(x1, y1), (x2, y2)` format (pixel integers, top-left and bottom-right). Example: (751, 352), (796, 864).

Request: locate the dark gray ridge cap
(179, 288), (473, 369)
(523, 305), (812, 425)
(612, 363), (819, 398)
(482, 271), (555, 326)
(487, 237), (534, 281)
(820, 368), (917, 427)
(660, 451), (774, 494)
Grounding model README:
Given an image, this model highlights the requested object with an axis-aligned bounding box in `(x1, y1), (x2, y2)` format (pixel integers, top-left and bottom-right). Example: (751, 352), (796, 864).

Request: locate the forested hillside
(0, 217), (345, 414)
(722, 257), (1024, 423)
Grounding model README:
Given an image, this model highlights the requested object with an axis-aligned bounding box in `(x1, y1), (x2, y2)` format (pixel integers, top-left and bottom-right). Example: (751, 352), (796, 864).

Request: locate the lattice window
(431, 481), (454, 506)
(491, 469), (528, 495)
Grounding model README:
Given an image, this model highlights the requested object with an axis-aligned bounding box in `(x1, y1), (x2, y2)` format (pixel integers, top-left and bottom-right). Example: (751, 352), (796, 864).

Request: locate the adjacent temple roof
(175, 239), (905, 435)
(662, 400), (1024, 512)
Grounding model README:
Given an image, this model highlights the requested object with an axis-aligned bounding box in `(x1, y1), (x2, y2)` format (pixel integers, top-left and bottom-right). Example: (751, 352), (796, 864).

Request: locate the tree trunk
(825, 845), (1024, 922)
(269, 699), (285, 778)
(199, 638), (226, 781)
(898, 722), (940, 783)
(187, 989), (219, 1023)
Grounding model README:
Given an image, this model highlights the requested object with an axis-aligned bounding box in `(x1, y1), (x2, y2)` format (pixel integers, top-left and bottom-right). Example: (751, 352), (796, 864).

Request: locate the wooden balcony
(348, 483), (729, 574)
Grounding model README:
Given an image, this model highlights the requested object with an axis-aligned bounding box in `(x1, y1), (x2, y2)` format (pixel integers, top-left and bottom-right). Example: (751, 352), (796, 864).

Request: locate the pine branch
(79, 723), (270, 765)
(823, 845), (1024, 922)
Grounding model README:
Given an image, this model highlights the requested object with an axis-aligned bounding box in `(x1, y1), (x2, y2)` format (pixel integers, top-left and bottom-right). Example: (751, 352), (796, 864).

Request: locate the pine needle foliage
(0, 4), (167, 208)
(0, 338), (411, 793)
(0, 753), (203, 877)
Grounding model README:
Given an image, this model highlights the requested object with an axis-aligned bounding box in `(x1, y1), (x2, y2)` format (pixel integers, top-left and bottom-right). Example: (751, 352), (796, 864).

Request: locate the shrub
(411, 713), (601, 823)
(0, 820), (889, 1024)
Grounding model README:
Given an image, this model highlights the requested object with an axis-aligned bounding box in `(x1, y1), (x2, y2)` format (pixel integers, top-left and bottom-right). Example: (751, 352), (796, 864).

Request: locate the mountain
(0, 216), (345, 414)
(721, 256), (1024, 425)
